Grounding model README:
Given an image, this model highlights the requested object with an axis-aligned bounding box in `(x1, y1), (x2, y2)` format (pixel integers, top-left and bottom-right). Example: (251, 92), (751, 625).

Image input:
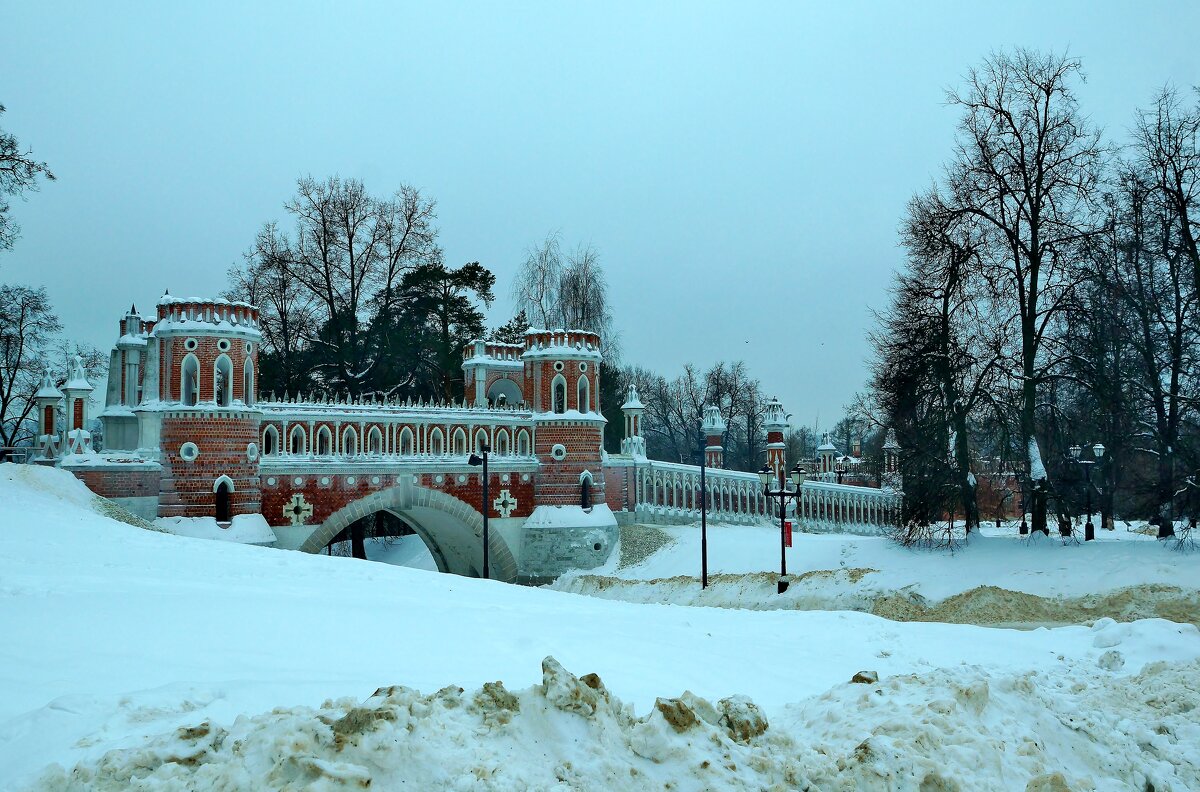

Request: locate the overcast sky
(3, 2), (1197, 427)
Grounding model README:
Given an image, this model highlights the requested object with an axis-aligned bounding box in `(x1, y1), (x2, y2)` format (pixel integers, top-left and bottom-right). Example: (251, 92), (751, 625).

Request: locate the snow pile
(28, 653), (1200, 791)
(155, 514), (276, 544)
(0, 463), (161, 531)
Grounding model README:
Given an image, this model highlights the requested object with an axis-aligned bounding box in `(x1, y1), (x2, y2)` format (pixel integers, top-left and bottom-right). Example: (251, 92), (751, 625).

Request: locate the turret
(817, 432), (837, 475)
(763, 396), (789, 481)
(882, 428), (902, 490)
(33, 370), (63, 461)
(620, 385), (646, 457)
(702, 404), (725, 468)
(61, 355), (95, 454)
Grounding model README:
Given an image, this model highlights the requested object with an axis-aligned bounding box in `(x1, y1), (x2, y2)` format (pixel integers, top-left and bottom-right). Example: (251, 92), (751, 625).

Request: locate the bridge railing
(613, 457), (901, 533)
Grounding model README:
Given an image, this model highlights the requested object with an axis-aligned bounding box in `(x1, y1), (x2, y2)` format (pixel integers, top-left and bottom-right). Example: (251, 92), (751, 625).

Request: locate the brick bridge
(34, 296), (903, 584)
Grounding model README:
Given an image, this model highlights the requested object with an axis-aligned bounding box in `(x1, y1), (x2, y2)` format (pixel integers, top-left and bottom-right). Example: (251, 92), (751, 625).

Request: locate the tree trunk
(351, 518), (367, 559)
(952, 415), (979, 532)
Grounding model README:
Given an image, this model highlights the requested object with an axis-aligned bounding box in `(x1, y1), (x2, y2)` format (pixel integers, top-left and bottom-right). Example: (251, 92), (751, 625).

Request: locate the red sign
(784, 520), (793, 547)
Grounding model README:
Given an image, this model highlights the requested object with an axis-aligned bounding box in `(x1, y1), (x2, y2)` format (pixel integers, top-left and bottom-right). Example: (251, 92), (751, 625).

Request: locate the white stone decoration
(293, 476), (304, 486)
(246, 442), (259, 461)
(266, 477), (276, 486)
(284, 494), (313, 526)
(493, 489), (518, 518)
(551, 443), (567, 461)
(179, 442), (199, 462)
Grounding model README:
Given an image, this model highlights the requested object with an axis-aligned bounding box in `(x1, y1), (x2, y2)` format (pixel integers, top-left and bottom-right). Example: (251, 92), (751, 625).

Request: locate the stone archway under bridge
(296, 479), (519, 583)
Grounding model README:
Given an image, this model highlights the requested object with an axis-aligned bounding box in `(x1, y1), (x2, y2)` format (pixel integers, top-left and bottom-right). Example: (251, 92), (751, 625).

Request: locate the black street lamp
(467, 442), (491, 579)
(1069, 442), (1104, 541)
(757, 462), (807, 594)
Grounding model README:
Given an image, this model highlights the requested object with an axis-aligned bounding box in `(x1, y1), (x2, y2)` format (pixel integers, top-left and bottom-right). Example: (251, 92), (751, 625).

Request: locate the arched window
(214, 478), (233, 523)
(517, 429), (530, 456)
(263, 425), (278, 456)
(428, 428), (444, 456)
(580, 471), (594, 510)
(368, 427), (383, 456)
(452, 428), (467, 455)
(214, 354), (233, 406)
(552, 374), (567, 414)
(577, 375), (590, 413)
(475, 429), (489, 454)
(290, 425), (307, 456)
(243, 359), (255, 406)
(400, 427), (415, 455)
(181, 354), (200, 406)
(342, 427), (357, 457)
(494, 429), (509, 456)
(316, 426), (332, 456)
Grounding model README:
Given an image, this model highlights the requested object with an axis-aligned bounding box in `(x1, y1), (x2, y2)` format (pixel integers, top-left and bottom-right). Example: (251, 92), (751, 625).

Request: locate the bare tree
(944, 49), (1107, 533)
(0, 285), (59, 447)
(512, 233), (563, 329)
(0, 104), (55, 253)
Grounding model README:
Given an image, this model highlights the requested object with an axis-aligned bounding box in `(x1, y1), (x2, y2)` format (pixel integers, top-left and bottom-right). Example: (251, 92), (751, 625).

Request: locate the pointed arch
(243, 358), (255, 406)
(213, 354), (234, 406)
(181, 353), (200, 406)
(517, 429), (531, 456)
(289, 425), (307, 456)
(551, 374), (567, 414)
(474, 428), (489, 454)
(316, 425), (332, 456)
(342, 426), (358, 457)
(580, 469), (594, 510)
(428, 428), (444, 456)
(262, 425), (279, 456)
(577, 374), (590, 413)
(368, 426), (384, 456)
(400, 426), (415, 456)
(494, 428), (510, 456)
(452, 428), (467, 455)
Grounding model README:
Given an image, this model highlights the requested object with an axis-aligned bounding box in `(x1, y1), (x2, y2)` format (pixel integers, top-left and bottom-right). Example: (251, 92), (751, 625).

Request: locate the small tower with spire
(620, 384), (646, 458)
(763, 397), (789, 481)
(33, 370), (63, 461)
(817, 432), (837, 475)
(701, 404), (726, 468)
(61, 355), (95, 455)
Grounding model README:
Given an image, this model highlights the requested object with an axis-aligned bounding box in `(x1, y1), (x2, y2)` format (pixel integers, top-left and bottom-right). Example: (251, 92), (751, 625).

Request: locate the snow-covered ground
(1, 464), (1198, 790)
(550, 521), (1199, 627)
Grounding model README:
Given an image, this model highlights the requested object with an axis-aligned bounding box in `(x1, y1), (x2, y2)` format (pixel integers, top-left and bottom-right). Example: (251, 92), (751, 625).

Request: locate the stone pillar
(33, 370), (63, 460)
(817, 433), (837, 475)
(61, 355), (95, 454)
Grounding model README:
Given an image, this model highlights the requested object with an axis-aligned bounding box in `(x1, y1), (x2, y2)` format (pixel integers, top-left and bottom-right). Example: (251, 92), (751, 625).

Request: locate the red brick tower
(154, 297), (262, 521)
(702, 404), (726, 468)
(523, 329), (606, 507)
(763, 396), (789, 484)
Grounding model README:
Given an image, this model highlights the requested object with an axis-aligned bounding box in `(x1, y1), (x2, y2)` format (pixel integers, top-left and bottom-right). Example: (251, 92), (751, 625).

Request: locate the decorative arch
(487, 377), (522, 407)
(181, 353), (200, 406)
(516, 429), (531, 456)
(474, 429), (489, 455)
(262, 425), (279, 456)
(212, 474), (236, 493)
(494, 428), (510, 456)
(452, 428), (467, 455)
(315, 425), (333, 456)
(580, 469), (594, 510)
(577, 374), (590, 413)
(342, 426), (358, 457)
(289, 425), (307, 456)
(296, 480), (519, 582)
(368, 426), (384, 456)
(428, 428), (444, 456)
(551, 374), (567, 414)
(213, 354), (234, 406)
(243, 359), (255, 406)
(399, 426), (415, 456)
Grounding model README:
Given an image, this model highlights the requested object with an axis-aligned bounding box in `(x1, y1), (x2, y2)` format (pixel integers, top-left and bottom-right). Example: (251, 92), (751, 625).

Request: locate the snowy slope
(1, 465), (1198, 790)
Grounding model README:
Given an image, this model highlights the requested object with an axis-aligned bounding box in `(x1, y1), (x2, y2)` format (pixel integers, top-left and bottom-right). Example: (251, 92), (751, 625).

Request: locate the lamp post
(1069, 443), (1104, 541)
(467, 442), (490, 579)
(835, 463), (846, 486)
(758, 462), (807, 594)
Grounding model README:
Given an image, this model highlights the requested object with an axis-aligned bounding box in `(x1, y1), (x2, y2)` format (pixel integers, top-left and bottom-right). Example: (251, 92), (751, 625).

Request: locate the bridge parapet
(603, 457), (903, 534)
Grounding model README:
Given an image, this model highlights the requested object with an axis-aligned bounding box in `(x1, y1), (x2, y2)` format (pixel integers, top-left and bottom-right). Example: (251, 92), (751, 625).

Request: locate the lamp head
(1092, 442), (1105, 459)
(1069, 444), (1082, 460)
(757, 465), (773, 487)
(790, 463), (806, 487)
(467, 453), (484, 467)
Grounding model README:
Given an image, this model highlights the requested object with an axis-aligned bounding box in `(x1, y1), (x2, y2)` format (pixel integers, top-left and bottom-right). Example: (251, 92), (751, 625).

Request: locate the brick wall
(69, 465), (161, 501)
(534, 421), (605, 505)
(160, 411), (262, 518)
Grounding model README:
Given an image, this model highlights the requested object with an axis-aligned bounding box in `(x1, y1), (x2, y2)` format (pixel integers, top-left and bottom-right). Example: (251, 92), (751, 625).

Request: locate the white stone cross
(284, 493), (314, 526)
(493, 489), (518, 518)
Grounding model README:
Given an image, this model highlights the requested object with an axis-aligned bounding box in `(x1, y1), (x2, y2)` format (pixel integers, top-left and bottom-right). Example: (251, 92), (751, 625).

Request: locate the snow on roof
(34, 370), (62, 400)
